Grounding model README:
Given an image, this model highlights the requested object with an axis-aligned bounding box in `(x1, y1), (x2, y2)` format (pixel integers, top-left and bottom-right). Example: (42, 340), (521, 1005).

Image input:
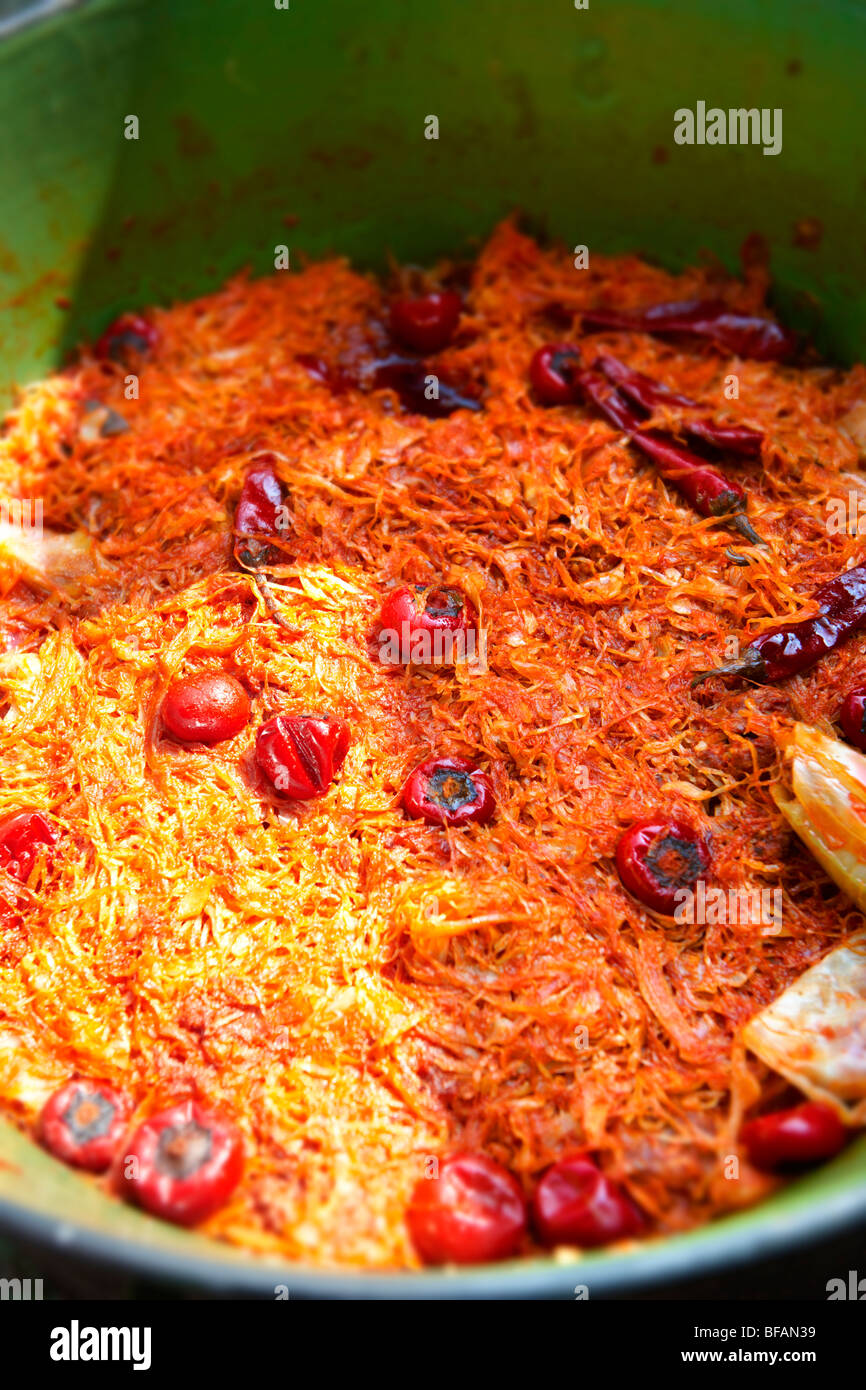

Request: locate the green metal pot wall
(1, 0), (866, 407)
(0, 0), (865, 1294)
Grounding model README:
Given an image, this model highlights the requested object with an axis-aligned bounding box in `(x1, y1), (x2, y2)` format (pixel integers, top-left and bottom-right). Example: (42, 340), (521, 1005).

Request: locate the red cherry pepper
(0, 810), (57, 882)
(577, 369), (763, 546)
(40, 1079), (132, 1173)
(741, 1102), (847, 1171)
(406, 1152), (527, 1265)
(529, 343), (581, 405)
(616, 817), (710, 914)
(379, 584), (477, 665)
(531, 1155), (643, 1248)
(94, 313), (159, 362)
(593, 353), (763, 457)
(234, 465), (286, 539)
(389, 291), (462, 354)
(839, 686), (866, 751)
(162, 673), (250, 745)
(372, 356), (480, 417)
(120, 1100), (243, 1225)
(693, 563), (866, 685)
(255, 714), (350, 800)
(583, 298), (797, 362)
(402, 756), (495, 826)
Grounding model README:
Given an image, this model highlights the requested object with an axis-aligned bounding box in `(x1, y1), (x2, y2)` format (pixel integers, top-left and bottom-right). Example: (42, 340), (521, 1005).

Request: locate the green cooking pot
(0, 0), (864, 1297)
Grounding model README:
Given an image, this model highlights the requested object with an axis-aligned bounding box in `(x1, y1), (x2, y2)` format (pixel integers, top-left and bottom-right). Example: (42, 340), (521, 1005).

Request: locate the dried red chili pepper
(529, 343), (581, 405)
(234, 464), (286, 542)
(389, 290), (462, 353)
(296, 354), (355, 394)
(0, 810), (57, 882)
(577, 369), (764, 545)
(839, 686), (866, 751)
(162, 673), (250, 745)
(378, 584), (477, 665)
(233, 464), (295, 631)
(256, 713), (350, 800)
(741, 1102), (847, 1170)
(583, 298), (797, 362)
(616, 817), (710, 914)
(372, 356), (480, 417)
(593, 354), (763, 457)
(531, 1155), (643, 1248)
(40, 1079), (131, 1172)
(406, 1152), (527, 1264)
(692, 563), (866, 685)
(94, 313), (159, 363)
(402, 756), (495, 826)
(120, 1099), (243, 1225)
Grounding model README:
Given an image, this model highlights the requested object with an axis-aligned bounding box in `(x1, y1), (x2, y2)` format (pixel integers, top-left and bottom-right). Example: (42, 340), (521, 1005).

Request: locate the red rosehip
(379, 584), (477, 665)
(0, 810), (58, 882)
(401, 756), (494, 826)
(255, 713), (350, 800)
(839, 686), (866, 752)
(531, 1155), (643, 1248)
(615, 816), (709, 914)
(162, 673), (250, 745)
(120, 1100), (243, 1225)
(529, 343), (581, 405)
(94, 313), (158, 362)
(389, 291), (462, 354)
(741, 1102), (848, 1171)
(40, 1079), (132, 1173)
(406, 1152), (527, 1265)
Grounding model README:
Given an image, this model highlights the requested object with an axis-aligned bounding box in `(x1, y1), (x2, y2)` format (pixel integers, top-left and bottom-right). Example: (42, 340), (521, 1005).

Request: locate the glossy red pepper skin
(40, 1079), (132, 1173)
(839, 686), (866, 751)
(529, 344), (581, 405)
(593, 354), (763, 457)
(372, 356), (480, 418)
(120, 1100), (244, 1225)
(694, 564), (866, 685)
(406, 1152), (527, 1265)
(616, 817), (710, 914)
(577, 370), (762, 545)
(402, 756), (495, 826)
(583, 298), (797, 362)
(0, 810), (57, 882)
(389, 291), (462, 353)
(741, 1102), (847, 1171)
(234, 465), (286, 539)
(94, 313), (159, 362)
(379, 584), (477, 665)
(255, 714), (350, 800)
(531, 1155), (643, 1248)
(162, 673), (250, 745)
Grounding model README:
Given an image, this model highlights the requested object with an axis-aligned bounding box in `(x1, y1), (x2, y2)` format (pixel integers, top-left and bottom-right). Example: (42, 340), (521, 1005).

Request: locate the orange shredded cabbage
(0, 218), (864, 1268)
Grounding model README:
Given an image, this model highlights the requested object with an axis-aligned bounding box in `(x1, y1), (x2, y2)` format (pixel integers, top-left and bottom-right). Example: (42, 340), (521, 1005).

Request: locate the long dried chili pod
(692, 564), (866, 686)
(576, 369), (764, 545)
(593, 354), (763, 457)
(233, 463), (297, 632)
(582, 298), (797, 362)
